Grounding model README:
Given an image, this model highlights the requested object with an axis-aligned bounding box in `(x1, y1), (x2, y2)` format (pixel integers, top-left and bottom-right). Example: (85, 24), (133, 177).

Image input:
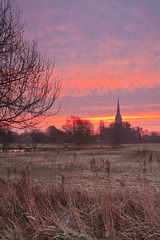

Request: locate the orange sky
(16, 0), (160, 132)
(42, 111), (160, 133)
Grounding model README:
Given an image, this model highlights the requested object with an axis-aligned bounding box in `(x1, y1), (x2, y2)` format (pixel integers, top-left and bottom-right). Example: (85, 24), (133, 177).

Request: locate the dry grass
(0, 144), (160, 239)
(0, 143), (160, 191)
(0, 166), (160, 239)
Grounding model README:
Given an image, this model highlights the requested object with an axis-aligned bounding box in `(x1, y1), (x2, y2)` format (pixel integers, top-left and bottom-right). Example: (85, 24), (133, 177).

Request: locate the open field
(0, 143), (160, 191)
(0, 144), (160, 239)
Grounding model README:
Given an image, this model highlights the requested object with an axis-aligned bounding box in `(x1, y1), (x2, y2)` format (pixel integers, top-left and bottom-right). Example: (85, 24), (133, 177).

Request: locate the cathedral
(115, 99), (122, 124)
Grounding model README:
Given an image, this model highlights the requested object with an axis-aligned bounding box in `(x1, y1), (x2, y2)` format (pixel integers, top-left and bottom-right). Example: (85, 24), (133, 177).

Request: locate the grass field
(0, 143), (160, 239)
(0, 143), (160, 191)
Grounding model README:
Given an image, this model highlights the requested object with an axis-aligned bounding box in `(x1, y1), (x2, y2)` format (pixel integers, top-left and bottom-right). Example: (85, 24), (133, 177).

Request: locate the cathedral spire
(115, 99), (122, 124)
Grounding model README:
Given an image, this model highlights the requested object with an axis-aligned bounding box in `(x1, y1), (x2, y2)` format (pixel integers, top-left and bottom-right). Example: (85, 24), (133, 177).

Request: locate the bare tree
(0, 0), (61, 129)
(99, 120), (105, 143)
(63, 116), (94, 145)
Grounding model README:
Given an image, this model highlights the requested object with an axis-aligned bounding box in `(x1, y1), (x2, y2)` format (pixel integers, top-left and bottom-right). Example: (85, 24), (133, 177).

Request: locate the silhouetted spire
(115, 99), (122, 124)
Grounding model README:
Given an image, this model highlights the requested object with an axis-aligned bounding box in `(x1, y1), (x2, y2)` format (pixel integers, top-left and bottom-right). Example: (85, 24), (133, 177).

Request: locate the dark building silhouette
(115, 99), (122, 124)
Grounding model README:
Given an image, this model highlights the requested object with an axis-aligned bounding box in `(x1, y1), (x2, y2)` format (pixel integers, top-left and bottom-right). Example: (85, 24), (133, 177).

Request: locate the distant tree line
(0, 116), (159, 148)
(98, 120), (160, 146)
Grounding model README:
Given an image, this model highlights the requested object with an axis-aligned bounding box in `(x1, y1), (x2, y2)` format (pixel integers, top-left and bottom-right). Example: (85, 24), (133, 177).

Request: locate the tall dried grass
(0, 165), (160, 240)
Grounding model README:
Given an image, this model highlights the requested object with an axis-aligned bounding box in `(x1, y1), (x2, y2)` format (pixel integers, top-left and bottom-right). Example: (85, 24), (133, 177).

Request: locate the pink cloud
(56, 64), (160, 97)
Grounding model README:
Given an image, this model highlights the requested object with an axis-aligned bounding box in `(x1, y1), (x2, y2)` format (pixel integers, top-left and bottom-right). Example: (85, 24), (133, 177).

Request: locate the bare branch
(0, 0), (61, 128)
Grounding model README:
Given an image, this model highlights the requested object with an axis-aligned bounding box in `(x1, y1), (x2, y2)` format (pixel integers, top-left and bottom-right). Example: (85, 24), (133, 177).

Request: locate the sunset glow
(43, 112), (160, 133)
(16, 0), (160, 132)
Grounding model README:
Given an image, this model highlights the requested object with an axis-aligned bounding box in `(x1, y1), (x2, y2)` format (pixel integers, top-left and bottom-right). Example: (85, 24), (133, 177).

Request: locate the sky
(16, 0), (160, 132)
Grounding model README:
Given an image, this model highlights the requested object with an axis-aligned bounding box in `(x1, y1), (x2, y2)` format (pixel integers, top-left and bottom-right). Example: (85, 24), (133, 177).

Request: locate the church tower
(115, 99), (122, 124)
